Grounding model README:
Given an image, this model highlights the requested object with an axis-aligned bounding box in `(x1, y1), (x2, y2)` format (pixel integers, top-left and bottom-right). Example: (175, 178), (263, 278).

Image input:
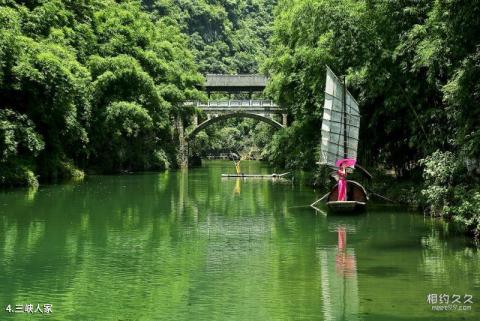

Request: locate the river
(0, 160), (479, 320)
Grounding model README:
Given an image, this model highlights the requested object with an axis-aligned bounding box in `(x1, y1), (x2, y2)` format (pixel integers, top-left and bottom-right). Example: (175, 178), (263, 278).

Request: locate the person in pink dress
(335, 158), (355, 201)
(337, 163), (347, 201)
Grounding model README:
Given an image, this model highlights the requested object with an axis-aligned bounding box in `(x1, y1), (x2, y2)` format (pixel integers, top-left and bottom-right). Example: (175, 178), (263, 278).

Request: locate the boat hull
(326, 201), (366, 213)
(326, 180), (368, 213)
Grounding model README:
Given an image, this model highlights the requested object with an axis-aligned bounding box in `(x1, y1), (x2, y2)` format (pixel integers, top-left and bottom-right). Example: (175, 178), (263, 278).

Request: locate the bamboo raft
(221, 172), (290, 178)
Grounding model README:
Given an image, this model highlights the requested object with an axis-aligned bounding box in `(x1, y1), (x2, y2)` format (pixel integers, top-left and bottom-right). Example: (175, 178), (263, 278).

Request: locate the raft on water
(221, 172), (290, 178)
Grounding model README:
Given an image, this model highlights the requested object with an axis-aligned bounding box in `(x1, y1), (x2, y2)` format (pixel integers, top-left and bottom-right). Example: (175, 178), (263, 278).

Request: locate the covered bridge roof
(203, 74), (268, 92)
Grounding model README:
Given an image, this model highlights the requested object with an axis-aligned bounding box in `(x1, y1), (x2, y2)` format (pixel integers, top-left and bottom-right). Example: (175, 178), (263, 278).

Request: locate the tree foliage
(189, 118), (275, 160)
(265, 0), (479, 171)
(144, 0), (277, 74)
(0, 0), (202, 185)
(0, 109), (44, 187)
(266, 0), (480, 235)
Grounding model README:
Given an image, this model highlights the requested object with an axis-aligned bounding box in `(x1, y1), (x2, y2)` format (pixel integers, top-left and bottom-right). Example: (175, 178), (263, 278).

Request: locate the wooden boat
(325, 180), (367, 213)
(311, 66), (369, 213)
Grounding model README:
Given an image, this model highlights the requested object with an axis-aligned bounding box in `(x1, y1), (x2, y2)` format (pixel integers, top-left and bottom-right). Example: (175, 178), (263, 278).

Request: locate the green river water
(0, 160), (479, 321)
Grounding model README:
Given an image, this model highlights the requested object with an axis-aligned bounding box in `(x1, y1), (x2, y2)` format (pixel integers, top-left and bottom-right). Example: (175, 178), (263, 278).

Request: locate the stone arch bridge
(177, 74), (288, 166)
(185, 99), (287, 140)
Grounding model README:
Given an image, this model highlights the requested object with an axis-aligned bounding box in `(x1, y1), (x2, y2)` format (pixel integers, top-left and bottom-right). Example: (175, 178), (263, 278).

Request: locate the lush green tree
(0, 109), (44, 187)
(188, 117), (280, 160)
(411, 0), (480, 160)
(264, 0), (478, 173)
(264, 0), (375, 169)
(144, 0), (277, 74)
(0, 0), (202, 186)
(89, 1), (202, 170)
(101, 101), (158, 171)
(0, 3), (92, 180)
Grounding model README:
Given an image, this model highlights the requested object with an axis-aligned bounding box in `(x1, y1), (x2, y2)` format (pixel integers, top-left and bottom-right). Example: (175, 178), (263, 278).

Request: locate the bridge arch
(185, 112), (284, 141)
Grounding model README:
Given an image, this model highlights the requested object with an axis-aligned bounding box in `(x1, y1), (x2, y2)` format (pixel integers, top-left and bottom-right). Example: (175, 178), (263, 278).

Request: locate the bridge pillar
(193, 114), (198, 127)
(175, 116), (188, 167)
(282, 114), (288, 127)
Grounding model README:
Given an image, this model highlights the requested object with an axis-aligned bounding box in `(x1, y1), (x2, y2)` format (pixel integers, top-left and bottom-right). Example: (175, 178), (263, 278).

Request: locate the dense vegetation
(1, 0), (479, 237)
(265, 0), (480, 236)
(0, 0), (278, 187)
(0, 0), (202, 187)
(188, 118), (273, 160)
(143, 0), (276, 74)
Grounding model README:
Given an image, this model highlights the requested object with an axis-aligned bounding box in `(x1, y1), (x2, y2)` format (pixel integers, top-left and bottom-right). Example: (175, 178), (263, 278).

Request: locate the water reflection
(0, 161), (479, 320)
(336, 227), (357, 278)
(320, 226), (359, 321)
(234, 178), (241, 195)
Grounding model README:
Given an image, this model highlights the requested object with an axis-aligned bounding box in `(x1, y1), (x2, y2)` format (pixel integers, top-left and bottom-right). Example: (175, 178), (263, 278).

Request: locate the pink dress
(337, 169), (347, 201)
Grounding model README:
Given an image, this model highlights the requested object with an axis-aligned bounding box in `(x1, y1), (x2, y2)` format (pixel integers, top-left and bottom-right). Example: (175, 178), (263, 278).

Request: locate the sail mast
(320, 66), (359, 167)
(343, 76), (348, 159)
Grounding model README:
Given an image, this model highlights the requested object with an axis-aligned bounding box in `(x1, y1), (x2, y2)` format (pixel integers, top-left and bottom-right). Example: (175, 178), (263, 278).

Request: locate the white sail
(320, 66), (360, 167)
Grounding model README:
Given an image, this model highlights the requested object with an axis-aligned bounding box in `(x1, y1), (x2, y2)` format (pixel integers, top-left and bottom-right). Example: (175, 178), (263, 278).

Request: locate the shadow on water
(359, 266), (405, 277)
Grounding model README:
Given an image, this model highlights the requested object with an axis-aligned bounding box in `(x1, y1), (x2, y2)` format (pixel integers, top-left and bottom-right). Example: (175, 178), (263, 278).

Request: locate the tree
(0, 109), (44, 187)
(0, 0), (202, 186)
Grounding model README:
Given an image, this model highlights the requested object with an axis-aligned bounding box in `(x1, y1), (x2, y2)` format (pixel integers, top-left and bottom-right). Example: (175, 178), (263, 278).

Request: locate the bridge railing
(183, 100), (280, 108)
